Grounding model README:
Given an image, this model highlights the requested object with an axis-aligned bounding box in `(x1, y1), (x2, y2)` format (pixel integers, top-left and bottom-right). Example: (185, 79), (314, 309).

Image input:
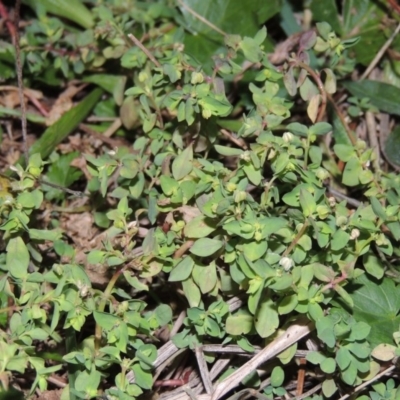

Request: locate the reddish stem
(0, 0), (16, 40)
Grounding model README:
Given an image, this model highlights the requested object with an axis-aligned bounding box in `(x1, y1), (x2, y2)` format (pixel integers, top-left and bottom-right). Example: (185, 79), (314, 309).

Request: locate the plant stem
(94, 267), (125, 351)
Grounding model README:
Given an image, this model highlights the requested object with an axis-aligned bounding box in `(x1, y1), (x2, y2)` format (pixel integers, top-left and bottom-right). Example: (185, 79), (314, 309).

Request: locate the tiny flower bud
(279, 256), (294, 271)
(316, 167), (329, 181)
(328, 196), (336, 207)
(240, 151), (251, 162)
(283, 132), (294, 143)
(234, 190), (247, 203)
(202, 108), (212, 119)
(138, 71), (148, 82)
(226, 182), (237, 192)
(350, 228), (360, 240)
(191, 71), (204, 85)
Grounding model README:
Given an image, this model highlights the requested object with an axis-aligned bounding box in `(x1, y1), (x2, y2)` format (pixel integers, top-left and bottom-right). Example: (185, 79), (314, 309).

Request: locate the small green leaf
(270, 366), (284, 387)
(225, 313), (253, 335)
(93, 311), (119, 330)
(184, 216), (216, 238)
(336, 347), (351, 370)
(331, 230), (350, 251)
(286, 122), (308, 137)
(6, 237), (29, 279)
(255, 297), (279, 338)
(214, 145), (243, 156)
(169, 256), (195, 282)
(190, 238), (223, 257)
(309, 122), (332, 136)
(343, 80), (400, 116)
(192, 262), (217, 293)
(322, 379), (337, 397)
(320, 357), (336, 374)
(172, 145), (193, 180)
(371, 343), (397, 361)
(299, 189), (316, 217)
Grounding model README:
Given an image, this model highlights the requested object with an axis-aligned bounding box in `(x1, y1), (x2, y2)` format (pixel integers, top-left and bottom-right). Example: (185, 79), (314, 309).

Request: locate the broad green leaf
(184, 216), (216, 238)
(190, 238), (223, 257)
(93, 311), (119, 330)
(132, 364), (153, 389)
(243, 241), (268, 261)
(343, 80), (400, 116)
(225, 313), (253, 335)
(349, 274), (400, 347)
(299, 189), (316, 217)
(23, 0), (94, 28)
(154, 305), (173, 326)
(286, 122), (308, 137)
(172, 145), (193, 180)
(192, 262), (217, 293)
(182, 278), (201, 307)
(83, 75), (127, 106)
(383, 126), (400, 167)
(371, 343), (397, 361)
(255, 297), (279, 338)
(308, 122), (332, 136)
(270, 366), (284, 387)
(28, 88), (103, 161)
(6, 237), (29, 279)
(310, 0), (341, 34)
(320, 357), (336, 374)
(306, 351), (326, 364)
(336, 347), (351, 370)
(331, 229), (350, 251)
(169, 256), (195, 282)
(362, 253), (384, 280)
(180, 0), (280, 63)
(214, 145), (243, 156)
(322, 379), (337, 397)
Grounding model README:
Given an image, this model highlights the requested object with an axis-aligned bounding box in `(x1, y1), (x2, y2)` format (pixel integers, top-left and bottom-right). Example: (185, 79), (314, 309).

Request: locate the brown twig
(14, 0), (29, 163)
(0, 0), (16, 39)
(220, 128), (248, 149)
(361, 22), (400, 80)
(173, 240), (194, 259)
(176, 0), (227, 37)
(282, 219), (309, 257)
(127, 33), (161, 68)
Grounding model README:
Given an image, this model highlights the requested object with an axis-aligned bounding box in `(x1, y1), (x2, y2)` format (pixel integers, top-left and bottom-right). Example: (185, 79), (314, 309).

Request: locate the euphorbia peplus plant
(2, 1), (400, 399)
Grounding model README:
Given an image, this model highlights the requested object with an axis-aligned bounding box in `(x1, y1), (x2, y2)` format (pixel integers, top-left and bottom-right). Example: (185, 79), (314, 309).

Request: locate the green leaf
(23, 0), (94, 28)
(320, 357), (336, 374)
(192, 262), (217, 293)
(255, 297), (279, 338)
(308, 122), (332, 136)
(270, 366), (284, 387)
(306, 351), (326, 364)
(93, 312), (119, 330)
(190, 238), (223, 257)
(180, 0), (280, 63)
(225, 313), (253, 335)
(336, 347), (351, 370)
(370, 197), (386, 221)
(243, 241), (268, 261)
(342, 157), (362, 186)
(286, 122), (308, 137)
(299, 189), (316, 217)
(322, 379), (337, 397)
(383, 126), (400, 167)
(28, 88), (103, 161)
(343, 80), (400, 116)
(331, 229), (350, 251)
(350, 274), (400, 347)
(169, 256), (195, 282)
(214, 145), (243, 156)
(371, 343), (397, 361)
(6, 237), (29, 279)
(172, 145), (193, 180)
(132, 363), (153, 389)
(83, 75), (127, 106)
(309, 0), (341, 34)
(182, 278), (201, 307)
(184, 216), (216, 238)
(363, 253), (384, 280)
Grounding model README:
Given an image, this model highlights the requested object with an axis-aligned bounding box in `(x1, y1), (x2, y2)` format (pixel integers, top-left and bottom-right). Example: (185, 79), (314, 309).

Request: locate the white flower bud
(279, 256), (294, 271)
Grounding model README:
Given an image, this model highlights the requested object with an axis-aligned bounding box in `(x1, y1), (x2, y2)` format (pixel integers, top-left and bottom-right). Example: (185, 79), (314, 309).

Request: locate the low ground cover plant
(1, 0), (400, 399)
